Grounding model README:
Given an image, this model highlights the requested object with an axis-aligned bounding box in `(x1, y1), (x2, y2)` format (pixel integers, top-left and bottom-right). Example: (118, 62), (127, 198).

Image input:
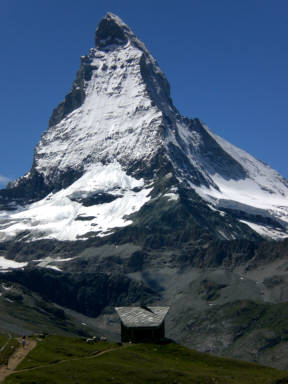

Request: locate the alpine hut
(115, 306), (169, 343)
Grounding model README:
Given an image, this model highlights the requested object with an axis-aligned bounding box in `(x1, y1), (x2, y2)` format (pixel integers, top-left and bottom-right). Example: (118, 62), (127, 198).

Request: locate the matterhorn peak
(95, 13), (134, 49)
(1, 13), (288, 242)
(94, 13), (160, 68)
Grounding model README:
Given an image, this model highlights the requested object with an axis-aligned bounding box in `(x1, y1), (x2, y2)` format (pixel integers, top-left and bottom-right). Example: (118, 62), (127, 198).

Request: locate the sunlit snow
(0, 163), (151, 241)
(34, 42), (164, 182)
(0, 256), (27, 271)
(165, 119), (288, 238)
(239, 220), (288, 240)
(34, 256), (75, 271)
(164, 192), (179, 201)
(193, 128), (288, 237)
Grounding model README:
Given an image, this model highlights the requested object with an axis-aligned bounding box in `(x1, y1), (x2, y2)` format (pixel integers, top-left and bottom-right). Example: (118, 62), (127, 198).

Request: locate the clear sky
(0, 0), (287, 187)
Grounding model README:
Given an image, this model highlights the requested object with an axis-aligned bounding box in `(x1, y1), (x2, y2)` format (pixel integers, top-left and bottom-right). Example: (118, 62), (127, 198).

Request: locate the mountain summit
(0, 13), (288, 241)
(95, 13), (132, 48)
(95, 13), (148, 51)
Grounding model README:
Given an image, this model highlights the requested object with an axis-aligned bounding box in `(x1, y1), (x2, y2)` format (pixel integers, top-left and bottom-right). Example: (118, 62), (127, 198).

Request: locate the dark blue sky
(0, 0), (287, 186)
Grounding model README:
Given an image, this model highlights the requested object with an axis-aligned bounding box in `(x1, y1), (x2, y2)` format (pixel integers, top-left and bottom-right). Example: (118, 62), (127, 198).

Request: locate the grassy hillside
(0, 333), (18, 366)
(0, 280), (114, 338)
(3, 335), (288, 384)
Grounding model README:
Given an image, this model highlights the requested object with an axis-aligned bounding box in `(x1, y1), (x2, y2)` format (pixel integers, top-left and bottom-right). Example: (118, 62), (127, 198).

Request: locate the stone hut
(115, 306), (169, 343)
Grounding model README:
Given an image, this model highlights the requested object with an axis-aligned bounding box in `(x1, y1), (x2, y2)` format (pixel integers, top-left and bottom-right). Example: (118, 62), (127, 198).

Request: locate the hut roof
(115, 306), (169, 328)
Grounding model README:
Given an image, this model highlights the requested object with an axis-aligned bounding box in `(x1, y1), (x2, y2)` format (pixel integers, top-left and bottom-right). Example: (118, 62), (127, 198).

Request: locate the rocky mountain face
(1, 13), (288, 369)
(1, 12), (288, 242)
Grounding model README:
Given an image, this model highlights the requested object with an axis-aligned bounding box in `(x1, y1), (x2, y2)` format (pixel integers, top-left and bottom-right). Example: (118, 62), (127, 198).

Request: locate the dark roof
(115, 306), (169, 328)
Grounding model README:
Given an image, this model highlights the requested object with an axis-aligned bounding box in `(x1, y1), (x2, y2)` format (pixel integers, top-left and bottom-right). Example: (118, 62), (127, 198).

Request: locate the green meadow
(2, 335), (288, 384)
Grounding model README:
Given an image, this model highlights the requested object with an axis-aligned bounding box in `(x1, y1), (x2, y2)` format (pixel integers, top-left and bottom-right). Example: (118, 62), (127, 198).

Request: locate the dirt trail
(14, 346), (122, 374)
(10, 344), (133, 378)
(0, 338), (37, 383)
(0, 342), (130, 381)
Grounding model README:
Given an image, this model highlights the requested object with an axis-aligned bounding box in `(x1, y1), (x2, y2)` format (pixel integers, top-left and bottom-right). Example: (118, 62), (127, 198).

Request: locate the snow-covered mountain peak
(20, 13), (177, 190)
(95, 13), (157, 58)
(95, 13), (130, 50)
(94, 13), (172, 110)
(1, 14), (288, 241)
(95, 13), (137, 50)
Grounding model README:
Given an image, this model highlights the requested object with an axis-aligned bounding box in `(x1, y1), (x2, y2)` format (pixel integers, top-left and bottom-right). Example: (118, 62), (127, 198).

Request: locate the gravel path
(0, 338), (37, 383)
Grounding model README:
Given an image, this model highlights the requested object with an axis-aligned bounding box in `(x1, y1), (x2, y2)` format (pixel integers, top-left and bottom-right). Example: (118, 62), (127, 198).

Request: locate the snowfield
(0, 256), (27, 271)
(164, 116), (288, 239)
(34, 38), (164, 182)
(196, 127), (288, 238)
(0, 163), (151, 241)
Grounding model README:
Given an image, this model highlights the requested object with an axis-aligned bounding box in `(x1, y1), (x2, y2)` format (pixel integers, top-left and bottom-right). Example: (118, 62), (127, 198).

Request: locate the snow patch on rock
(165, 119), (288, 238)
(0, 256), (28, 271)
(0, 163), (151, 241)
